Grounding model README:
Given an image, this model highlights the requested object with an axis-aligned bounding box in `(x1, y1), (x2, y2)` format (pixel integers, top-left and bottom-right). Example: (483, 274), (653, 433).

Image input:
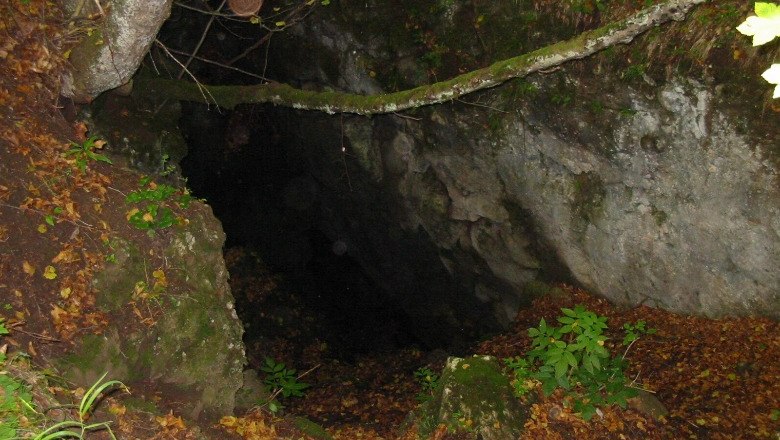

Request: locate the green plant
(125, 177), (191, 232)
(44, 207), (63, 227)
(517, 305), (645, 420)
(622, 320), (656, 346)
(65, 136), (112, 174)
(414, 367), (440, 403)
(503, 356), (534, 398)
(621, 64), (646, 81)
(0, 372), (33, 439)
(259, 357), (310, 414)
(737, 2), (780, 98)
(32, 372), (125, 440)
(550, 91), (573, 106)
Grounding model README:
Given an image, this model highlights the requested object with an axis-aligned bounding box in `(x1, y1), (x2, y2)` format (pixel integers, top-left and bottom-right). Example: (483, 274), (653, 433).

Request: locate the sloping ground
(227, 244), (780, 439)
(0, 3), (312, 439)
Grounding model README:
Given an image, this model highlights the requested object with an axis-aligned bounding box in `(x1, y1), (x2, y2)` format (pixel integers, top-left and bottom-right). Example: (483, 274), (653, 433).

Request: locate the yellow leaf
(37, 224), (47, 233)
(50, 305), (67, 325)
(275, 20), (286, 27)
(43, 265), (57, 280)
(156, 411), (185, 429)
(22, 261), (35, 275)
(93, 139), (106, 149)
(60, 287), (72, 299)
(93, 203), (102, 213)
(52, 249), (77, 263)
(126, 208), (139, 220)
(15, 311), (25, 320)
(219, 416), (238, 428)
(142, 212), (154, 222)
(109, 403), (127, 416)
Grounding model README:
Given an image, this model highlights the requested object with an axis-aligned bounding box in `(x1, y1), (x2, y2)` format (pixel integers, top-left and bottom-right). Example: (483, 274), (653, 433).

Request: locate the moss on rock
(416, 355), (529, 439)
(60, 202), (245, 420)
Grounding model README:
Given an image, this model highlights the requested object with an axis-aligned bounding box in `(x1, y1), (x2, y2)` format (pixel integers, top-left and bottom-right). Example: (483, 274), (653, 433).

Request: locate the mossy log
(136, 0), (707, 115)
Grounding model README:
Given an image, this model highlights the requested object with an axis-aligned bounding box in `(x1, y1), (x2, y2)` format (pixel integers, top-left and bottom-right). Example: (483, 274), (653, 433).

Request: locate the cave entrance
(177, 101), (426, 364)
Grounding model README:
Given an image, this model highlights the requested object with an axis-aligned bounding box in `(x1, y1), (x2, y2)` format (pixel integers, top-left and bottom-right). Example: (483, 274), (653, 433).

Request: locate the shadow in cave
(178, 101), (426, 363)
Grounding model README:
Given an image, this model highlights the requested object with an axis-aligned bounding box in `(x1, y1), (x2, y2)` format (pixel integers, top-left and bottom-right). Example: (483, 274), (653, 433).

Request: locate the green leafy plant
(414, 367), (440, 403)
(737, 2), (780, 98)
(621, 63), (646, 81)
(44, 207), (63, 227)
(65, 136), (112, 174)
(622, 320), (656, 346)
(512, 305), (647, 420)
(0, 373), (33, 439)
(32, 372), (125, 440)
(259, 357), (310, 414)
(125, 177), (191, 232)
(503, 356), (534, 398)
(550, 91), (573, 106)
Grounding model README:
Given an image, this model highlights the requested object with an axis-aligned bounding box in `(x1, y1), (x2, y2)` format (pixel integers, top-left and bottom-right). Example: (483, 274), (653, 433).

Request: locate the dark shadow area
(178, 101), (427, 362)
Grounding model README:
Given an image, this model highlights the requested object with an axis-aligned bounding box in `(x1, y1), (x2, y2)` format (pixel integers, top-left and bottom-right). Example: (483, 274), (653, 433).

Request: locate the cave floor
(228, 242), (780, 439)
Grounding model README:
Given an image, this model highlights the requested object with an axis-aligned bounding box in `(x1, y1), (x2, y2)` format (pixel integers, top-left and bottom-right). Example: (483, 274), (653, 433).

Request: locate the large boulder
(59, 202), (246, 419)
(414, 355), (529, 439)
(61, 0), (173, 102)
(253, 0), (779, 328)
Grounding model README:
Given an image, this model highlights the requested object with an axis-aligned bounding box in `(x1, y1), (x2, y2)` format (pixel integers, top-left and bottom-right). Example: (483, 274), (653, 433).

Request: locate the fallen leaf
(43, 265), (57, 279)
(22, 261), (35, 275)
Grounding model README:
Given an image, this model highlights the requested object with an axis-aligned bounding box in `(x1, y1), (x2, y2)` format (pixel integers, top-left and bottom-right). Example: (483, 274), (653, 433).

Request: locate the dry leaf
(43, 265), (57, 279)
(22, 260), (35, 275)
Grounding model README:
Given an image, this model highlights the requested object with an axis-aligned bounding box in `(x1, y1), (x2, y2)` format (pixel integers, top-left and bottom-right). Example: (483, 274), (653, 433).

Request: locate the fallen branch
(136, 0), (707, 115)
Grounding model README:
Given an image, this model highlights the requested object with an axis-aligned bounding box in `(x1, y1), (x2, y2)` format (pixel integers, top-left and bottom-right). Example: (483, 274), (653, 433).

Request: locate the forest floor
(226, 244), (780, 440)
(1, 1), (779, 440)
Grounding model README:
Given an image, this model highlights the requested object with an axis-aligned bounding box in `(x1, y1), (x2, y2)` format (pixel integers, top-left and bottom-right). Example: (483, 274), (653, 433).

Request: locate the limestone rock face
(62, 203), (246, 419)
(264, 1), (779, 325)
(61, 0), (173, 102)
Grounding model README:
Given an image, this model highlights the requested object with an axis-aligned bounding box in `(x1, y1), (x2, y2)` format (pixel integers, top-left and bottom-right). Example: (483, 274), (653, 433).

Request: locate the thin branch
(138, 0), (707, 115)
(163, 46), (270, 81)
(177, 0), (226, 80)
(155, 39), (217, 105)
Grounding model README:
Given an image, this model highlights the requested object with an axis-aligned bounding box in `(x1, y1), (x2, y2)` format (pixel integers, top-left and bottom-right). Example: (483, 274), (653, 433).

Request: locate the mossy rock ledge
(59, 202), (246, 420)
(415, 355), (529, 439)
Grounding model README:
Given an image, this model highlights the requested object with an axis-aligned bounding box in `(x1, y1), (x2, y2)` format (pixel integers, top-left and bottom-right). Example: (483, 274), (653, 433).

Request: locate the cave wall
(261, 0), (779, 324)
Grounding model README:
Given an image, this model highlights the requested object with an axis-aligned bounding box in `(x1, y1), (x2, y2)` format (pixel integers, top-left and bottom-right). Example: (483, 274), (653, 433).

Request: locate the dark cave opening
(177, 101), (429, 362)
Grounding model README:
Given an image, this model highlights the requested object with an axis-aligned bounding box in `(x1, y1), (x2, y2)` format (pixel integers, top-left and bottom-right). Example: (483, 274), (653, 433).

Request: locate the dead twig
(155, 39), (217, 105)
(177, 0), (227, 80)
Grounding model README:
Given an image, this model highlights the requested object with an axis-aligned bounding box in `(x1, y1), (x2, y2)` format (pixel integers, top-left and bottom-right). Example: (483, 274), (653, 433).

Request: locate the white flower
(761, 64), (780, 98)
(736, 2), (780, 46)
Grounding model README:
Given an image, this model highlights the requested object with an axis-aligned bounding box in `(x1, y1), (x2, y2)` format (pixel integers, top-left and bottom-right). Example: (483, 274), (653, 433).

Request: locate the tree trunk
(136, 0), (707, 115)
